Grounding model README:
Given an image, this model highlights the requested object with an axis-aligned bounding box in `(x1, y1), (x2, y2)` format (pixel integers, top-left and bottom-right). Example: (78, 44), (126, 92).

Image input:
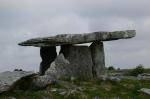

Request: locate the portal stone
(90, 41), (105, 78)
(60, 45), (93, 80)
(39, 46), (57, 75)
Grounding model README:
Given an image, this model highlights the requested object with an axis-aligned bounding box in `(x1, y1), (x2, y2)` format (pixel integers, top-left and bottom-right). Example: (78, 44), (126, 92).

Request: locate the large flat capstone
(18, 30), (136, 47)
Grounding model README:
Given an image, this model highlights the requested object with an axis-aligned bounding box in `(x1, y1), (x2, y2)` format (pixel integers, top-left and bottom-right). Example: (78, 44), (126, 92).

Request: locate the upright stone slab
(60, 45), (93, 79)
(90, 41), (105, 78)
(40, 46), (57, 75)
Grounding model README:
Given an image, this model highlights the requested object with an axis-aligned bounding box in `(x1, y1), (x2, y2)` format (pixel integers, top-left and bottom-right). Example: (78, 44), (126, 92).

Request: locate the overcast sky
(0, 0), (150, 72)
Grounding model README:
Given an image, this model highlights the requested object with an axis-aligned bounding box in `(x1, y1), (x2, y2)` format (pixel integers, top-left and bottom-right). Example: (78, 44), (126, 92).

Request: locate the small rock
(98, 74), (121, 82)
(137, 73), (150, 80)
(108, 72), (123, 76)
(50, 88), (58, 92)
(108, 76), (121, 82)
(139, 88), (150, 95)
(7, 97), (16, 99)
(98, 74), (108, 81)
(139, 73), (150, 76)
(71, 76), (76, 81)
(59, 91), (67, 95)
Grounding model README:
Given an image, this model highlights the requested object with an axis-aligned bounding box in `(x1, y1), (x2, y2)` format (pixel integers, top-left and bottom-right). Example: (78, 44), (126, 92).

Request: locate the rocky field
(0, 77), (150, 99)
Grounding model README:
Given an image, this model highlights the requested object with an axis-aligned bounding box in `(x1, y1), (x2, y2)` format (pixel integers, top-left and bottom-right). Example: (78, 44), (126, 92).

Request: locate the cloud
(71, 0), (150, 18)
(0, 0), (150, 72)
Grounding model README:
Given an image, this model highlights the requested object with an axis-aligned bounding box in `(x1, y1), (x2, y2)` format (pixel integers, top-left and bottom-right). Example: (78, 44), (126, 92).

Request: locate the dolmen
(19, 30), (136, 80)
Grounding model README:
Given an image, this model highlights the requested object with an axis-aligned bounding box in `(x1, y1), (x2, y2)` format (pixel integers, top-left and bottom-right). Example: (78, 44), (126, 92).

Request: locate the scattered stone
(98, 74), (121, 82)
(57, 88), (66, 93)
(18, 30), (136, 47)
(98, 74), (108, 81)
(60, 45), (93, 79)
(139, 88), (150, 95)
(90, 41), (105, 78)
(7, 97), (16, 99)
(120, 76), (137, 80)
(50, 88), (58, 92)
(137, 73), (150, 80)
(108, 72), (124, 76)
(58, 87), (82, 96)
(0, 71), (35, 93)
(108, 76), (121, 82)
(140, 73), (150, 76)
(49, 81), (83, 96)
(59, 91), (67, 96)
(56, 80), (77, 89)
(70, 76), (76, 81)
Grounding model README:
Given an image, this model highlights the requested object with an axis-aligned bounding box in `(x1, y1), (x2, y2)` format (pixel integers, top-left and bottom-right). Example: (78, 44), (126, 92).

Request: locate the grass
(0, 79), (150, 99)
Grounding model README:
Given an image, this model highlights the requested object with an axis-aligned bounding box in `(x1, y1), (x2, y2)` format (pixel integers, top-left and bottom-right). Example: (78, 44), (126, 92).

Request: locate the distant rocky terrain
(0, 69), (150, 99)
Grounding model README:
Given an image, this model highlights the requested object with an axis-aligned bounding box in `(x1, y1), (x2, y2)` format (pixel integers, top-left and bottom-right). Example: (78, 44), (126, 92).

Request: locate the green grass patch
(0, 79), (150, 99)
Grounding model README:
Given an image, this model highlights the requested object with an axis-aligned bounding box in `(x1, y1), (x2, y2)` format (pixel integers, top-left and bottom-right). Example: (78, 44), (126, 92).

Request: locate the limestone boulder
(30, 75), (56, 90)
(0, 71), (35, 93)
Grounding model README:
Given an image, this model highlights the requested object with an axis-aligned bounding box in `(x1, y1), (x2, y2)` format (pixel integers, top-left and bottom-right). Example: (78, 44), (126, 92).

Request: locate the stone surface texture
(60, 45), (93, 79)
(39, 46), (57, 75)
(45, 54), (70, 79)
(30, 75), (56, 90)
(90, 41), (105, 78)
(19, 30), (136, 47)
(0, 71), (35, 93)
